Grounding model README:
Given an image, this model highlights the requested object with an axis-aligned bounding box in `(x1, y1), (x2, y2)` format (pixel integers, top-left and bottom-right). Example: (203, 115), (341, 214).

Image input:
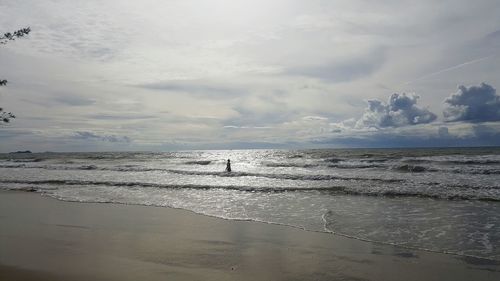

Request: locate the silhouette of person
(226, 159), (231, 172)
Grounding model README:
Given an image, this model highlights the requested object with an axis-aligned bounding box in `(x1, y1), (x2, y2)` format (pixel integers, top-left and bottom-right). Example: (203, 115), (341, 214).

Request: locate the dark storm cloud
(356, 93), (437, 128)
(73, 131), (131, 143)
(443, 83), (500, 122)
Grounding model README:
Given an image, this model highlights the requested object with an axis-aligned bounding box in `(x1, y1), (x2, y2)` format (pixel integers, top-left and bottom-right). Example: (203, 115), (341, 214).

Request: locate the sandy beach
(0, 191), (499, 281)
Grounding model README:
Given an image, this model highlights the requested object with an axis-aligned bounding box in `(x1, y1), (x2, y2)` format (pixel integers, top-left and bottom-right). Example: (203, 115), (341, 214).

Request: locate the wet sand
(0, 191), (499, 281)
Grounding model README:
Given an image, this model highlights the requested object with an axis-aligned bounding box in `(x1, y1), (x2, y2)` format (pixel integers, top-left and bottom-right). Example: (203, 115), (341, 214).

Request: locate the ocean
(1, 147), (499, 260)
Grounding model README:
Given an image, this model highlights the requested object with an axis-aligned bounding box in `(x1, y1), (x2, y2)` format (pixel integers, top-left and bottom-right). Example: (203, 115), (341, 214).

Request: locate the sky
(1, 0), (500, 152)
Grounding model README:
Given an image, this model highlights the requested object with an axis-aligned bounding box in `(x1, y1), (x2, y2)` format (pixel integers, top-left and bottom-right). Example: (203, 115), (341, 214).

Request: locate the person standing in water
(226, 159), (231, 172)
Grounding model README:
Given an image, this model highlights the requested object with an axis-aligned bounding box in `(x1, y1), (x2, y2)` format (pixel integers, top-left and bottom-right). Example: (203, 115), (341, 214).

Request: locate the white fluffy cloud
(355, 93), (436, 128)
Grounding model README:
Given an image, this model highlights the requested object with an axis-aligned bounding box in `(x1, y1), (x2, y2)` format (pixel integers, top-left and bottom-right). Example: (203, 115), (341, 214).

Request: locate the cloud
(470, 124), (500, 145)
(55, 95), (95, 106)
(285, 48), (385, 83)
(73, 131), (131, 143)
(438, 126), (451, 138)
(0, 129), (35, 139)
(225, 106), (298, 128)
(443, 82), (500, 122)
(2, 1), (500, 152)
(0, 1), (128, 61)
(312, 122), (500, 148)
(137, 80), (245, 99)
(483, 29), (500, 47)
(355, 93), (437, 128)
(302, 115), (328, 121)
(86, 113), (157, 120)
(223, 125), (272, 129)
(404, 56), (495, 85)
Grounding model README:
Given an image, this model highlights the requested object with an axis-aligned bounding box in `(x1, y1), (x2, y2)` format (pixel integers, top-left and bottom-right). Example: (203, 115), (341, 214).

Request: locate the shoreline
(8, 189), (499, 262)
(1, 190), (499, 280)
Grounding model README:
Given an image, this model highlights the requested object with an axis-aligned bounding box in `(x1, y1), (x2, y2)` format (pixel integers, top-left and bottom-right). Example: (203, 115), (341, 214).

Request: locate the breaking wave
(1, 179), (499, 201)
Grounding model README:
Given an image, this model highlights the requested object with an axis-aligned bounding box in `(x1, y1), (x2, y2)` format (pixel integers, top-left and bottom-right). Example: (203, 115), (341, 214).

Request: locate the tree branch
(0, 27), (31, 45)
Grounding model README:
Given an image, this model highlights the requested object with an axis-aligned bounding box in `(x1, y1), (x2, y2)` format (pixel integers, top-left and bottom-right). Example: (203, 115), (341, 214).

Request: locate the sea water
(1, 148), (499, 260)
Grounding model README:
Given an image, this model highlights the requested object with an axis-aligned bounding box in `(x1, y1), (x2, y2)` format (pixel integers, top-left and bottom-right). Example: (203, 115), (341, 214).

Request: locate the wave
(163, 169), (404, 183)
(462, 169), (500, 175)
(363, 158), (391, 163)
(0, 164), (101, 170)
(2, 160), (498, 179)
(392, 164), (500, 174)
(327, 164), (382, 169)
(184, 160), (212, 165)
(0, 164), (27, 168)
(4, 158), (43, 163)
(403, 158), (500, 165)
(79, 165), (98, 170)
(447, 160), (500, 165)
(0, 164), (403, 183)
(321, 210), (500, 262)
(264, 163), (318, 168)
(0, 179), (343, 193)
(392, 164), (436, 173)
(324, 158), (343, 163)
(2, 179), (498, 201)
(342, 189), (499, 201)
(267, 161), (383, 169)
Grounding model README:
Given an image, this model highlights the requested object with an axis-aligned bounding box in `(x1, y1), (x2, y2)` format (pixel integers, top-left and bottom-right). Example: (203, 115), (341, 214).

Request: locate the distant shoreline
(2, 146), (500, 154)
(8, 150), (32, 154)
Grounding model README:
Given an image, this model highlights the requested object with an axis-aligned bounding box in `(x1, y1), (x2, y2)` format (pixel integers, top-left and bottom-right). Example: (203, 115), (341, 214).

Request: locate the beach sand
(0, 191), (499, 281)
